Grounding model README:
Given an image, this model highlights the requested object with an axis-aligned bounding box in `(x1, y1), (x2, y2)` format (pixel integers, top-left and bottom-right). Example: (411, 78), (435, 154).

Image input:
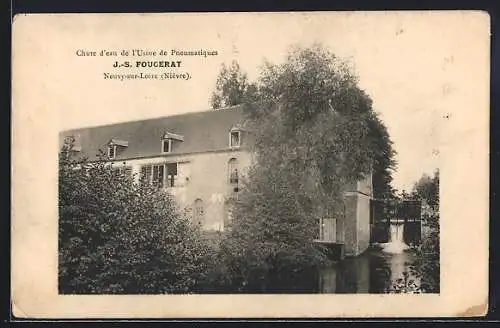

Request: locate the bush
(215, 165), (330, 292)
(58, 143), (211, 294)
(411, 213), (440, 293)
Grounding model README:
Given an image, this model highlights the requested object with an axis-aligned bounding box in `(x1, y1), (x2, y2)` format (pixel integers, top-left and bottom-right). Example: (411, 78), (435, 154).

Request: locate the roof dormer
(107, 138), (128, 160)
(229, 126), (243, 149)
(162, 132), (184, 154)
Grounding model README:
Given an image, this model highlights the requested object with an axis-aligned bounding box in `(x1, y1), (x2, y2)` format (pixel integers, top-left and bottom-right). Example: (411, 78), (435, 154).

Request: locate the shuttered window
(140, 163), (177, 188)
(320, 218), (337, 242)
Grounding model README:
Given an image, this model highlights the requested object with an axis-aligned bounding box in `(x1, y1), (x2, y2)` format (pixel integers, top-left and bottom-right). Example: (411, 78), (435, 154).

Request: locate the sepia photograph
(12, 11), (489, 317)
(58, 47), (439, 295)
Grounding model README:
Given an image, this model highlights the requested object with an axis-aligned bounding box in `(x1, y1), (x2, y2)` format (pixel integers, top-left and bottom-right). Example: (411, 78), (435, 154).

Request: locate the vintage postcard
(11, 11), (490, 318)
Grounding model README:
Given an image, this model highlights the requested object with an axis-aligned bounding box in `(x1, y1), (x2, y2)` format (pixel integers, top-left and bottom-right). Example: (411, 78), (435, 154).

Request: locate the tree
(218, 164), (330, 292)
(210, 47), (396, 199)
(214, 43), (396, 291)
(411, 169), (439, 210)
(210, 61), (258, 109)
(388, 169), (440, 294)
(58, 138), (211, 294)
(410, 169), (440, 293)
(367, 114), (398, 199)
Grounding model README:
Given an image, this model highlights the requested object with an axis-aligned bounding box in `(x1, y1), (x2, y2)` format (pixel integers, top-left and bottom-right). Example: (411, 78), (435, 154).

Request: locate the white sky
(17, 11), (489, 192)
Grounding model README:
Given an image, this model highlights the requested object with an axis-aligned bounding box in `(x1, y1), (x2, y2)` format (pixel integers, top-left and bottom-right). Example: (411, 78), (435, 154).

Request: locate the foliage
(58, 138), (211, 294)
(411, 213), (440, 293)
(411, 169), (440, 209)
(210, 61), (259, 109)
(410, 170), (440, 293)
(211, 45), (396, 199)
(389, 169), (440, 293)
(208, 44), (397, 290)
(368, 115), (398, 199)
(217, 166), (331, 291)
(388, 270), (421, 294)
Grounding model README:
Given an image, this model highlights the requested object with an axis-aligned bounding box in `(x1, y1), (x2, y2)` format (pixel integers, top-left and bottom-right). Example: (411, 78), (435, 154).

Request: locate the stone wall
(343, 194), (359, 256)
(343, 173), (373, 257)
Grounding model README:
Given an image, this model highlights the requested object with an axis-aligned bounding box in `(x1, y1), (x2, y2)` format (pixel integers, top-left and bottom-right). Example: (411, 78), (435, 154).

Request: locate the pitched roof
(59, 105), (247, 161)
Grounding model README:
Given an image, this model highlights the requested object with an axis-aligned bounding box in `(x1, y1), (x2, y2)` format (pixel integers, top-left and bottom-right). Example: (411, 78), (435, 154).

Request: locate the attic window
(107, 139), (128, 160)
(162, 139), (171, 153)
(162, 132), (184, 154)
(230, 131), (241, 148)
(108, 145), (116, 159)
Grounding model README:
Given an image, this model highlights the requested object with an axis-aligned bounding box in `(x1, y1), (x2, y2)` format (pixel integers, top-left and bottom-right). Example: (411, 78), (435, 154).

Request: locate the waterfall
(390, 223), (404, 243)
(381, 222), (409, 254)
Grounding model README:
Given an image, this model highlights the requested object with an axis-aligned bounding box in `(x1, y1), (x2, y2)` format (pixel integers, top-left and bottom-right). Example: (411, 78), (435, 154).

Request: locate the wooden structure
(314, 217), (346, 261)
(370, 199), (422, 245)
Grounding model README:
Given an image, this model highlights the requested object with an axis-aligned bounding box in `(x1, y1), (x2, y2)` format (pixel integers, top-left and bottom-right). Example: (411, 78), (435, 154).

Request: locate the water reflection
(196, 246), (419, 294)
(317, 246), (418, 294)
(197, 228), (420, 294)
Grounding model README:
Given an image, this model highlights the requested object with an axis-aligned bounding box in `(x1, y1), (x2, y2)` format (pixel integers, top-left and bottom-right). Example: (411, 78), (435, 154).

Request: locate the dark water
(197, 245), (419, 294)
(316, 245), (418, 294)
(258, 246), (419, 294)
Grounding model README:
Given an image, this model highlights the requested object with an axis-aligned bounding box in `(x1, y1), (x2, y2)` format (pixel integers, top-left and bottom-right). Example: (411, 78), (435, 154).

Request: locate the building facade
(60, 105), (373, 257)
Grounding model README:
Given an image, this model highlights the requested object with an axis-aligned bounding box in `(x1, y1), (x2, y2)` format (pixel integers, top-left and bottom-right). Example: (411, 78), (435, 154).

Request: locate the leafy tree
(58, 138), (211, 294)
(210, 60), (259, 109)
(410, 169), (440, 293)
(218, 164), (331, 292)
(211, 47), (396, 199)
(212, 44), (396, 291)
(411, 169), (440, 210)
(368, 115), (398, 199)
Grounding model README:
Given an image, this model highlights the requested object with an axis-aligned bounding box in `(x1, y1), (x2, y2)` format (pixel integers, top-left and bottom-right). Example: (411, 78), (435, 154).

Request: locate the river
(197, 222), (422, 294)
(316, 244), (419, 293)
(268, 222), (420, 294)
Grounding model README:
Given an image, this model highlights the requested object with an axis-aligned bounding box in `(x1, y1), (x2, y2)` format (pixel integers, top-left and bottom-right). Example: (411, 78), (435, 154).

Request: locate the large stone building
(59, 105), (373, 257)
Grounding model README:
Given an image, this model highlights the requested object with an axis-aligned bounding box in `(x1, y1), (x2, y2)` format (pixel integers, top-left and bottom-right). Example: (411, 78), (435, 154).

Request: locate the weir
(381, 220), (409, 254)
(369, 199), (422, 247)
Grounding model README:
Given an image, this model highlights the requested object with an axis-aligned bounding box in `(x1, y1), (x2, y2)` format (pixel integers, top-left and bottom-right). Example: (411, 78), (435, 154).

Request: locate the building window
(140, 165), (152, 185)
(152, 164), (165, 188)
(230, 131), (240, 148)
(194, 198), (204, 226)
(162, 139), (171, 153)
(166, 162), (178, 187)
(108, 145), (116, 159)
(140, 164), (164, 188)
(140, 162), (178, 188)
(228, 158), (239, 184)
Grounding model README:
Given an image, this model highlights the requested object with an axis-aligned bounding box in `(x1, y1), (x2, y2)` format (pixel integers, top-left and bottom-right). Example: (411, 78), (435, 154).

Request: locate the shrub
(58, 142), (211, 294)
